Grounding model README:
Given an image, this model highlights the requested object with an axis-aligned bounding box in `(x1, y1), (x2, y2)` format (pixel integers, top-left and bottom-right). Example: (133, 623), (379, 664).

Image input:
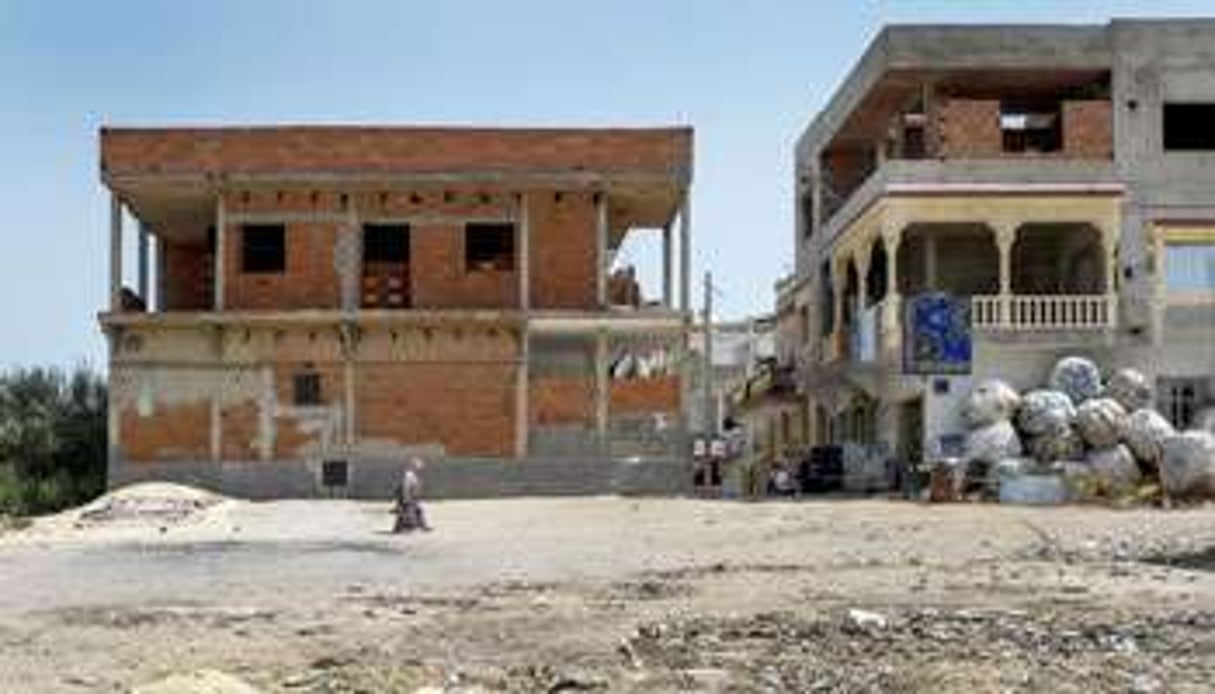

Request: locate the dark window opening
(465, 223), (515, 271)
(241, 224), (286, 274)
(293, 372), (322, 406)
(321, 460), (348, 487)
(800, 192), (815, 239)
(363, 224), (410, 263)
(1000, 102), (1061, 153)
(1164, 103), (1215, 150)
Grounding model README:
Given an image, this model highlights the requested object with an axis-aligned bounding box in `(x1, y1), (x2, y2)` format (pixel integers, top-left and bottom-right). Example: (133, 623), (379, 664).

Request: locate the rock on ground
(964, 379), (1021, 427)
(1160, 431), (1215, 499)
(965, 420), (1023, 465)
(1124, 409), (1176, 469)
(1107, 368), (1153, 412)
(1017, 390), (1077, 437)
(1049, 356), (1104, 404)
(1075, 398), (1128, 449)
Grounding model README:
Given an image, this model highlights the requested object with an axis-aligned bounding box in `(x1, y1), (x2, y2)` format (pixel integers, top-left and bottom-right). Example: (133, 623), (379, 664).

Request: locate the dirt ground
(1, 489), (1213, 693)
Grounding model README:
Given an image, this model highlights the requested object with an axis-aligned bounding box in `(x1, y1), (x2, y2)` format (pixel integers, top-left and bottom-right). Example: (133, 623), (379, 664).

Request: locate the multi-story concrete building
(99, 126), (694, 497)
(793, 21), (1215, 467)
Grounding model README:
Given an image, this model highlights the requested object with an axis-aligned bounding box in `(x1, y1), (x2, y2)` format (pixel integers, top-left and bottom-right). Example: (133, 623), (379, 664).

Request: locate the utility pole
(702, 271), (715, 437)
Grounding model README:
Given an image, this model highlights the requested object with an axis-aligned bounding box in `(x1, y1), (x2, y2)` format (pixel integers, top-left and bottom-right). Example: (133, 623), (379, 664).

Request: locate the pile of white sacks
(963, 355), (1215, 501)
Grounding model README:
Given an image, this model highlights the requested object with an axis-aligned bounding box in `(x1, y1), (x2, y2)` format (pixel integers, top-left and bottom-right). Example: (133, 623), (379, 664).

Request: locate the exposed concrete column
(924, 231), (938, 291)
(679, 190), (692, 313)
(137, 221), (150, 304)
(594, 329), (609, 442)
(515, 326), (530, 458)
(855, 250), (870, 313)
(209, 327), (224, 463)
(662, 222), (673, 308)
(155, 235), (167, 312)
(517, 192), (531, 311)
(337, 202), (362, 313)
(341, 324), (357, 447)
(881, 220), (904, 357)
(214, 194), (226, 311)
(595, 191), (608, 308)
(109, 193), (123, 312)
(1100, 223), (1119, 329)
(830, 258), (847, 360)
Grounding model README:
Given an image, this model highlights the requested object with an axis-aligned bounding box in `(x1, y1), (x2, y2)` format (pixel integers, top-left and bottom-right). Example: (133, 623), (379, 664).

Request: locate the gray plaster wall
(109, 454), (692, 500)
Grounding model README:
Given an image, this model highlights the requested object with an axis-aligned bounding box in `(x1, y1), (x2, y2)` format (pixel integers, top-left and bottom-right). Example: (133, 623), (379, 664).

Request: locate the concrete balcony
(972, 294), (1116, 331)
(820, 158), (1120, 247)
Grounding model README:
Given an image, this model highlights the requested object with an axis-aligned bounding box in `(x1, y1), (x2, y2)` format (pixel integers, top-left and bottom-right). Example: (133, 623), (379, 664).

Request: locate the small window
(1164, 243), (1215, 291)
(1164, 103), (1215, 150)
(1000, 102), (1061, 153)
(363, 224), (410, 263)
(242, 224), (286, 273)
(465, 222), (515, 271)
(293, 372), (322, 406)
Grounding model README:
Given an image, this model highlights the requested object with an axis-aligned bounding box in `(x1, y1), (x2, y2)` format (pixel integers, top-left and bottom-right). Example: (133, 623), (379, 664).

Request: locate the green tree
(0, 365), (107, 515)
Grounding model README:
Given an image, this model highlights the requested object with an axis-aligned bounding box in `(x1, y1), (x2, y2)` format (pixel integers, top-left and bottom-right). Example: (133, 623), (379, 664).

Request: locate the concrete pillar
(517, 192), (531, 311)
(341, 325), (357, 447)
(337, 205), (362, 313)
(881, 221), (904, 357)
(214, 194), (226, 311)
(994, 221), (1017, 328)
(594, 330), (609, 441)
(1101, 223), (1119, 329)
(155, 235), (167, 312)
(137, 221), (150, 304)
(595, 192), (608, 308)
(830, 260), (846, 360)
(994, 221), (1017, 297)
(679, 191), (692, 313)
(662, 222), (673, 308)
(516, 326), (530, 458)
(924, 232), (938, 291)
(110, 194), (123, 311)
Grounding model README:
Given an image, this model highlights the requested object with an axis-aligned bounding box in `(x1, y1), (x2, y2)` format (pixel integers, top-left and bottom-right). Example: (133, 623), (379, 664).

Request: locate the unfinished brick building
(99, 126), (694, 497)
(786, 21), (1215, 469)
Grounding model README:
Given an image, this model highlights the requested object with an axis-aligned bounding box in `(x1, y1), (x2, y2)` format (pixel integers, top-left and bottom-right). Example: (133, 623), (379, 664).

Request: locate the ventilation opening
(241, 224), (286, 274)
(1164, 103), (1215, 150)
(465, 222), (515, 272)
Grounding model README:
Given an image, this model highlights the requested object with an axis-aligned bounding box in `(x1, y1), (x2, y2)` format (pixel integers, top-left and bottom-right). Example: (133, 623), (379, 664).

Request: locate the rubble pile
(962, 356), (1215, 504)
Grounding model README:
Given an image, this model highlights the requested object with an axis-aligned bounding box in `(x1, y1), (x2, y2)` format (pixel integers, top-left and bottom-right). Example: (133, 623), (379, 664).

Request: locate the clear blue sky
(1, 0), (1211, 369)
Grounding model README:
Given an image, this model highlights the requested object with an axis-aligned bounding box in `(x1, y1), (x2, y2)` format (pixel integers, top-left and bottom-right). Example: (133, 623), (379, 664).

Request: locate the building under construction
(99, 126), (694, 497)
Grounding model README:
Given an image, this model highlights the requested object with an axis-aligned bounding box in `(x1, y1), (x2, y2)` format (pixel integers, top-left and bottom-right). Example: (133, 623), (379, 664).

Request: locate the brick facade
(938, 99), (1003, 158)
(1062, 100), (1113, 159)
(102, 126), (691, 481)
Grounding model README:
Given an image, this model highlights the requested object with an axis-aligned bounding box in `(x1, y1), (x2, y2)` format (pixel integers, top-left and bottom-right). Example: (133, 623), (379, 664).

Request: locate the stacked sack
(961, 356), (1215, 501)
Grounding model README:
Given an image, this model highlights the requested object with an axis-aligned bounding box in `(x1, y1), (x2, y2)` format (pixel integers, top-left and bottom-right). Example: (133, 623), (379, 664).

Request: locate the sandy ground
(1, 489), (1214, 692)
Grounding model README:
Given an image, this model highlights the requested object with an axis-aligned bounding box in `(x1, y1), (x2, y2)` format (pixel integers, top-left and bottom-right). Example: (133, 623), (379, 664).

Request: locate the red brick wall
(1062, 100), (1112, 159)
(609, 376), (681, 414)
(223, 221), (341, 310)
(120, 402), (211, 461)
(530, 376), (594, 425)
(221, 402), (259, 460)
(102, 127), (692, 180)
(410, 224), (518, 309)
(161, 241), (212, 310)
(938, 99), (1002, 158)
(358, 362), (517, 457)
(529, 191), (597, 309)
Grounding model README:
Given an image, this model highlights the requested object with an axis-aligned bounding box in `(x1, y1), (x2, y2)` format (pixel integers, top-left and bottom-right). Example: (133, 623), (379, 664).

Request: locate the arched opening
(1011, 223), (1106, 294)
(865, 237), (888, 307)
(896, 223), (999, 297)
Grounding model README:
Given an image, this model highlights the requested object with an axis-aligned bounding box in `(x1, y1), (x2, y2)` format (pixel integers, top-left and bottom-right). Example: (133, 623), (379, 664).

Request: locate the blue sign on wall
(903, 292), (972, 374)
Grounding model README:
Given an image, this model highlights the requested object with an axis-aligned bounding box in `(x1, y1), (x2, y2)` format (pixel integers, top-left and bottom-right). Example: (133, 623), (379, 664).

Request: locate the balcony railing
(972, 294), (1114, 330)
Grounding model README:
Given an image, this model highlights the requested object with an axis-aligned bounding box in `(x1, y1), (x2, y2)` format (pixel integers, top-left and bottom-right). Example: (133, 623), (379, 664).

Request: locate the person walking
(393, 457), (432, 533)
